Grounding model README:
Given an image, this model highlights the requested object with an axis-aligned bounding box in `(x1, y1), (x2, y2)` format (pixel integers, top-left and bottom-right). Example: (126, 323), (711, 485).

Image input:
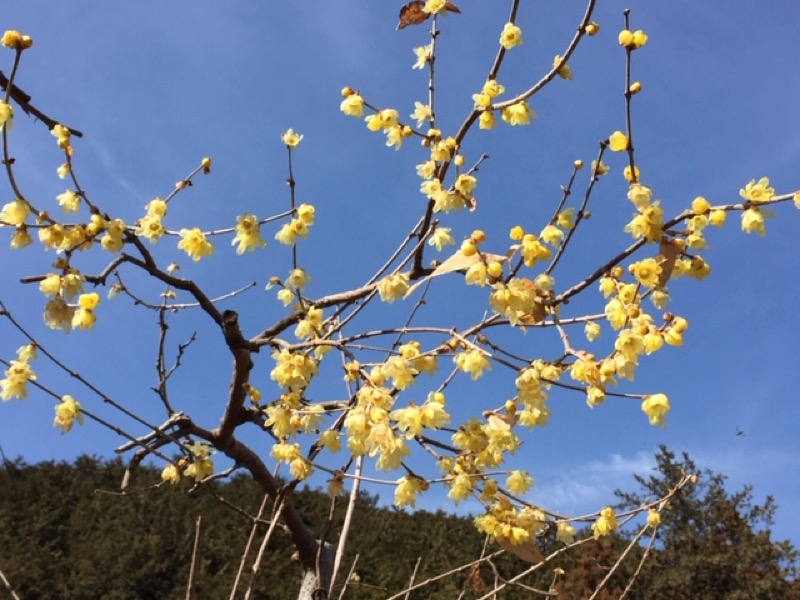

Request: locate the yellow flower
(557, 521), (575, 544)
(340, 93), (365, 117)
(586, 385), (605, 407)
(632, 30), (648, 48)
(57, 162), (71, 179)
(39, 273), (62, 298)
(178, 228), (214, 261)
(641, 393), (670, 427)
(410, 102), (432, 128)
(297, 203), (315, 225)
(741, 207), (766, 236)
(281, 128), (303, 148)
(629, 258), (662, 287)
(412, 44), (432, 70)
(1, 30), (32, 50)
(501, 101), (535, 126)
(377, 272), (409, 303)
(506, 470), (533, 495)
(448, 472), (473, 504)
(479, 111), (496, 130)
(423, 0), (446, 14)
(540, 224), (564, 246)
(592, 507), (617, 538)
(482, 79), (505, 98)
(464, 262), (487, 286)
(134, 215), (165, 244)
(161, 464), (181, 485)
(394, 476), (428, 508)
(1, 359), (37, 401)
(62, 271), (85, 300)
(608, 131), (629, 152)
(44, 298), (75, 332)
(428, 227), (454, 251)
(709, 209), (727, 226)
(454, 349), (491, 380)
(231, 212), (266, 255)
(201, 157), (212, 174)
(0, 199), (30, 226)
(557, 208), (575, 230)
(618, 29), (635, 47)
(53, 395), (84, 433)
(499, 22), (523, 49)
(553, 55), (573, 80)
(585, 22), (600, 36)
(591, 160), (609, 177)
(10, 226), (32, 249)
(0, 100), (12, 131)
(647, 508), (661, 528)
(692, 196), (711, 214)
(739, 177), (774, 204)
(185, 457), (214, 482)
(71, 293), (99, 330)
(585, 320), (601, 342)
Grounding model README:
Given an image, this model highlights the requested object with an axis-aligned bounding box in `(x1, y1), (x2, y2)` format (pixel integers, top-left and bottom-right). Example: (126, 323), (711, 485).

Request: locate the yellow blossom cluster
(183, 440), (215, 481)
(1, 344), (37, 401)
(454, 348), (491, 380)
(1, 30), (33, 51)
(514, 361), (557, 428)
(71, 293), (100, 330)
(476, 79), (505, 130)
(475, 498), (547, 547)
(624, 183), (663, 242)
(390, 391), (450, 439)
(134, 197), (167, 245)
(275, 203), (315, 245)
(270, 349), (319, 392)
(294, 306), (324, 340)
(618, 29), (648, 49)
(364, 108), (412, 150)
(344, 387), (410, 472)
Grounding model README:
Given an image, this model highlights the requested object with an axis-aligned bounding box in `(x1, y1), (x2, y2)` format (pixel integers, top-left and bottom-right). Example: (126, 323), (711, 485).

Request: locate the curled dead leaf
(397, 1), (462, 30)
(657, 237), (680, 287)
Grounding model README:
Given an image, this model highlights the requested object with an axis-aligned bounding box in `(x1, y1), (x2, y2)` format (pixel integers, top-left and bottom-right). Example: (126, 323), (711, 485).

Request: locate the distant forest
(0, 446), (797, 599)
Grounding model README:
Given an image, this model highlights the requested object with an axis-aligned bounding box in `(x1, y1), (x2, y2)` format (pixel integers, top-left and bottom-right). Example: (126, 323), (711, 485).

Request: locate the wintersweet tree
(1, 2), (798, 598)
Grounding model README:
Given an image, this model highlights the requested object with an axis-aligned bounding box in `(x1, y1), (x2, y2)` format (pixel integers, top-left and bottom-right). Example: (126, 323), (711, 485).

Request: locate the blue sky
(2, 1), (800, 550)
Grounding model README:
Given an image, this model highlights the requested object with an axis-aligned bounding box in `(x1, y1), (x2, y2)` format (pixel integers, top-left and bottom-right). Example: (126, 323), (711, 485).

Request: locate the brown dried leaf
(657, 237), (680, 287)
(397, 1), (462, 30)
(497, 536), (545, 564)
(404, 249), (510, 298)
